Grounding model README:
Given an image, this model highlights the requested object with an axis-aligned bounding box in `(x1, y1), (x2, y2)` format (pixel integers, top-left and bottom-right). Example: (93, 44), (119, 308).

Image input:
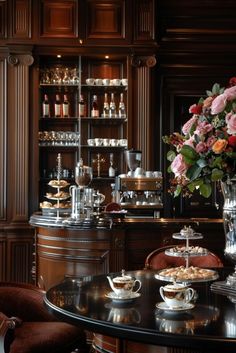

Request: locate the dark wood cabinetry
(2, 0), (236, 282)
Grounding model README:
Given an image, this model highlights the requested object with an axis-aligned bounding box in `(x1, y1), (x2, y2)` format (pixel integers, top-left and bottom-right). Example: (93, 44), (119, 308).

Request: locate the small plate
(156, 302), (195, 312)
(105, 291), (141, 302)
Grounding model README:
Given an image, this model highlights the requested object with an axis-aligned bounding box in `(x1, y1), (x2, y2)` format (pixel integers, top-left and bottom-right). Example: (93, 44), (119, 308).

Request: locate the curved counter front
(30, 213), (225, 290)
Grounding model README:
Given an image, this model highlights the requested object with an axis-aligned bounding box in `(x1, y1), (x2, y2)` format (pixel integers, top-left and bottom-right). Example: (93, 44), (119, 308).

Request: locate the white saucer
(105, 291), (141, 302)
(156, 302), (195, 312)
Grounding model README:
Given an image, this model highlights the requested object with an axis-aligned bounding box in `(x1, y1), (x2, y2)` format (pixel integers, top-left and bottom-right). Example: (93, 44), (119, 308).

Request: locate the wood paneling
(133, 0), (155, 43)
(6, 231), (34, 282)
(0, 58), (7, 222)
(0, 1), (6, 39)
(40, 0), (78, 38)
(86, 0), (125, 39)
(0, 234), (6, 280)
(11, 0), (31, 38)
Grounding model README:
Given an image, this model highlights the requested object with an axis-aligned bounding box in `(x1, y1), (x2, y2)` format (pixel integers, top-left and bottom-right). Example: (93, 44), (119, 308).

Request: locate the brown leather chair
(144, 245), (224, 270)
(0, 282), (89, 353)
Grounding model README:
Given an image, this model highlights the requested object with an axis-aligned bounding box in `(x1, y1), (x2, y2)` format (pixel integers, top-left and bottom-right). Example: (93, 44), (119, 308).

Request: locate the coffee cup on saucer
(107, 269), (141, 297)
(159, 283), (194, 309)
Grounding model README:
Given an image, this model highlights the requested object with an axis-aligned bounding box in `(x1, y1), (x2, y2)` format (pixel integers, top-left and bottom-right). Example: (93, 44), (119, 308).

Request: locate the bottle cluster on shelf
(42, 93), (70, 118)
(42, 92), (126, 119)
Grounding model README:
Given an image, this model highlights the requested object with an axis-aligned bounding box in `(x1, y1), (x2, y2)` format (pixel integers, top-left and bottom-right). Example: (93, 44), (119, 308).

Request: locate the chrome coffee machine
(115, 150), (163, 217)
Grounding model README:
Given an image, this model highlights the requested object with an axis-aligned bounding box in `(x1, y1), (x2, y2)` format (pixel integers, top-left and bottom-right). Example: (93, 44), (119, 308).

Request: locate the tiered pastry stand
(155, 226), (219, 284)
(45, 153), (70, 221)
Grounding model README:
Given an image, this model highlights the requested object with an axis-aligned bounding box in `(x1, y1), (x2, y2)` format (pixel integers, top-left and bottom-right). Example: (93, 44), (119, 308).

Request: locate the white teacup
(95, 78), (103, 85)
(159, 283), (194, 309)
(121, 78), (128, 86)
(102, 78), (110, 86)
(86, 78), (95, 85)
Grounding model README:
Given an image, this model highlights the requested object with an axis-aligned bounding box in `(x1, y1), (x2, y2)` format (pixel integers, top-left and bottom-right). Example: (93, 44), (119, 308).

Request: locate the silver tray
(155, 268), (219, 283)
(45, 195), (70, 201)
(172, 233), (203, 240)
(165, 247), (209, 258)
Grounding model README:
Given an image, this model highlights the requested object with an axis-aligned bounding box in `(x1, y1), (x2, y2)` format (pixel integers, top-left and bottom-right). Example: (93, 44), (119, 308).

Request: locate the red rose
(228, 135), (236, 148)
(229, 77), (236, 87)
(189, 104), (203, 115)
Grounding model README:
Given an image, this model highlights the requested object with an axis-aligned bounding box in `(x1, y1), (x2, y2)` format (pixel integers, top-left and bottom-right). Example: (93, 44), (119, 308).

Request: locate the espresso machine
(115, 150), (163, 217)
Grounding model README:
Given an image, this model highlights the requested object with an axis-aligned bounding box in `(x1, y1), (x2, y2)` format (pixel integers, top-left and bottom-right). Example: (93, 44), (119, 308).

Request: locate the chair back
(144, 245), (224, 270)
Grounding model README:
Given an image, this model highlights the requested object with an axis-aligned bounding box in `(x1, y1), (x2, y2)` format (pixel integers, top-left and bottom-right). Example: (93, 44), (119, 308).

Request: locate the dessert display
(165, 245), (208, 257)
(46, 191), (70, 200)
(48, 179), (70, 188)
(155, 225), (219, 283)
(157, 266), (218, 281)
(40, 154), (71, 217)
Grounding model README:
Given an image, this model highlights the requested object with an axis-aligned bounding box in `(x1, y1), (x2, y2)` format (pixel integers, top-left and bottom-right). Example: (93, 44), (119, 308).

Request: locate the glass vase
(222, 177), (236, 286)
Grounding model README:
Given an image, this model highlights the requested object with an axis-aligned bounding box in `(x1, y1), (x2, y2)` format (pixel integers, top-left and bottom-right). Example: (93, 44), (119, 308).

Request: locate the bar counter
(30, 213), (225, 290)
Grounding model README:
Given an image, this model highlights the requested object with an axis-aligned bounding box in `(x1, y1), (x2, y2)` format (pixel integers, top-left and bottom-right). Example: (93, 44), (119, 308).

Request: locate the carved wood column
(0, 53), (7, 223)
(131, 55), (156, 170)
(7, 49), (34, 223)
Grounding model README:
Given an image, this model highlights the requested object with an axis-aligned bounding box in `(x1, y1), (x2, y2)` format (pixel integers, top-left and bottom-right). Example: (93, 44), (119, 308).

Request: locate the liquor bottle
(42, 94), (50, 117)
(79, 94), (86, 117)
(62, 94), (69, 117)
(91, 95), (99, 117)
(54, 94), (61, 117)
(103, 93), (109, 118)
(118, 93), (126, 118)
(108, 153), (115, 177)
(109, 93), (116, 118)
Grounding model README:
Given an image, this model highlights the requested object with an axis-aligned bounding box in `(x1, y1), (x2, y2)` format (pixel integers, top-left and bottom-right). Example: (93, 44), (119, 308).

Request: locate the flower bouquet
(163, 77), (236, 198)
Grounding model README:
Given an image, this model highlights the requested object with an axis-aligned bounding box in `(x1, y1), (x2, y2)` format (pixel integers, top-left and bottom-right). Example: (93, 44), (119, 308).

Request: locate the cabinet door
(40, 0), (78, 38)
(85, 0), (128, 43)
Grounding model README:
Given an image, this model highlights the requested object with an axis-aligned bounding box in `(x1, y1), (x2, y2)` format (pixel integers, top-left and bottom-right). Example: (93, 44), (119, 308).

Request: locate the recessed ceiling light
(57, 55), (62, 58)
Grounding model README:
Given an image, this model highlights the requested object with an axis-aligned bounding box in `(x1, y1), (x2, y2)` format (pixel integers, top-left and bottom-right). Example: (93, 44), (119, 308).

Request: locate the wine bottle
(108, 153), (115, 177)
(109, 93), (116, 118)
(54, 94), (61, 117)
(103, 93), (109, 118)
(62, 94), (69, 117)
(79, 94), (86, 117)
(118, 93), (126, 118)
(91, 95), (99, 117)
(42, 94), (50, 117)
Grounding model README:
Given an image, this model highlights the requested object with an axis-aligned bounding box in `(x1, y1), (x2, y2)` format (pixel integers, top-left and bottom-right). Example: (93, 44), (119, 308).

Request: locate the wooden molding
(131, 55), (156, 67)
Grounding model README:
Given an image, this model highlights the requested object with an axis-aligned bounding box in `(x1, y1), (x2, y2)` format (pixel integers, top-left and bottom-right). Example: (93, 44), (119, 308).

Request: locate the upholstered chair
(0, 282), (89, 353)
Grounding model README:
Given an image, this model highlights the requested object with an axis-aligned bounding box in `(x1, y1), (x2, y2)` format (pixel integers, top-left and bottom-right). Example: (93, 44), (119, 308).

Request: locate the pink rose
(171, 154), (188, 177)
(206, 136), (217, 148)
(182, 116), (198, 135)
(225, 112), (236, 134)
(211, 94), (227, 114)
(196, 141), (208, 153)
(194, 121), (213, 136)
(224, 86), (236, 101)
(183, 136), (195, 148)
